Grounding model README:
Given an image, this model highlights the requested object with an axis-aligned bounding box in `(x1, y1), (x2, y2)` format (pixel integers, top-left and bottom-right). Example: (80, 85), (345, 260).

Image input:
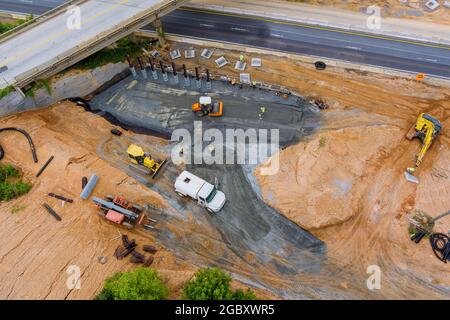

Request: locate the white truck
(174, 171), (226, 213)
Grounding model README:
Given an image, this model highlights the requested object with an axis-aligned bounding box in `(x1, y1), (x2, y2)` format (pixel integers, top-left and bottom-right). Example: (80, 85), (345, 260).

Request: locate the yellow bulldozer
(192, 96), (223, 117)
(405, 113), (442, 182)
(126, 144), (167, 179)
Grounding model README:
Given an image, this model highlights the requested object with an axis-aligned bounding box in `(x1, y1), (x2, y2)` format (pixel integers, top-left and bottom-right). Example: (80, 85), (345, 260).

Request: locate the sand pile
(256, 124), (403, 229)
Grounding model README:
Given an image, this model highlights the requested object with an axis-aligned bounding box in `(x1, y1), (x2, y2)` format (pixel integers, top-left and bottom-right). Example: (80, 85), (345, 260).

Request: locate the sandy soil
(0, 103), (272, 299)
(288, 0), (450, 25)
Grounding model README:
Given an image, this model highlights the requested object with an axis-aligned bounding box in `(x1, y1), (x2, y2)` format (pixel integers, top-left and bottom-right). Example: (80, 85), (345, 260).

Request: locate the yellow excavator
(405, 113), (442, 181)
(126, 144), (166, 179)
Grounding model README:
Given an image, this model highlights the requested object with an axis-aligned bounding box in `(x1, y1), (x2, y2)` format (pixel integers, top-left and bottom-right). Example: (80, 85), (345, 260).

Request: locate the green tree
(0, 164), (31, 201)
(95, 268), (169, 300)
(232, 288), (257, 300)
(182, 267), (257, 300)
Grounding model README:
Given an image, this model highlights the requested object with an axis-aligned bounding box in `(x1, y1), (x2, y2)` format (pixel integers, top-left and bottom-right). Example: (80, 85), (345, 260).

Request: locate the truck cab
(174, 171), (226, 213)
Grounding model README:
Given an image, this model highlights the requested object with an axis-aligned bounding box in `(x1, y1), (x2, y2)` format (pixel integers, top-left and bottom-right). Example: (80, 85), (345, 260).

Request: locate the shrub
(74, 37), (145, 70)
(0, 164), (31, 201)
(231, 288), (257, 300)
(0, 86), (13, 100)
(182, 267), (257, 300)
(95, 268), (169, 300)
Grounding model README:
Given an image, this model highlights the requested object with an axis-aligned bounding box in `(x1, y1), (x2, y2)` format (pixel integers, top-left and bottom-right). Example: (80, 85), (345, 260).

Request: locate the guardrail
(135, 30), (450, 83)
(5, 0), (188, 89)
(0, 0), (88, 45)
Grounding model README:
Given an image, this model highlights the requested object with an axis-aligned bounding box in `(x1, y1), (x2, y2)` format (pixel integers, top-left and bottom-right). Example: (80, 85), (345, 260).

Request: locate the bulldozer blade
(151, 159), (167, 179)
(405, 171), (419, 184)
(129, 163), (149, 175)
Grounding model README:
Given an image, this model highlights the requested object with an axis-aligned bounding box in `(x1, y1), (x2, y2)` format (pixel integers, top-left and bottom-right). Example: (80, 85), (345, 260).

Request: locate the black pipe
(0, 127), (38, 163)
(172, 62), (177, 76)
(430, 233), (450, 263)
(126, 55), (132, 68)
(206, 69), (210, 82)
(42, 203), (62, 221)
(183, 64), (188, 78)
(82, 177), (88, 189)
(36, 155), (54, 177)
(148, 57), (155, 71)
(136, 57), (143, 70)
(195, 67), (200, 81)
(48, 193), (73, 203)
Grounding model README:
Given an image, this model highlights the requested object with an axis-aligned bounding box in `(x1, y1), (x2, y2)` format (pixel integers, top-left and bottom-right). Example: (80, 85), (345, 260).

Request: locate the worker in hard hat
(239, 55), (245, 62)
(259, 106), (266, 120)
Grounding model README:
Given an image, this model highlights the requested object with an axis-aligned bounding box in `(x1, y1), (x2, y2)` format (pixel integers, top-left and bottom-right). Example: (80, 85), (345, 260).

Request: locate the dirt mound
(256, 124), (403, 229)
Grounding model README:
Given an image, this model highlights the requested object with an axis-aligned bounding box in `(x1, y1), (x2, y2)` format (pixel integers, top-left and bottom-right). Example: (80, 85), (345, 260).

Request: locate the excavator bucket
(405, 171), (419, 184)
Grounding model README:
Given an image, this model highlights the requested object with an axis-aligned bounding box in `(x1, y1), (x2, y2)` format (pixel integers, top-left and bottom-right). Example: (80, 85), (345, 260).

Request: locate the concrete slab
(201, 48), (215, 59)
(251, 58), (262, 67)
(235, 61), (247, 71)
(185, 49), (196, 59)
(215, 56), (228, 68)
(240, 73), (251, 84)
(170, 49), (181, 59)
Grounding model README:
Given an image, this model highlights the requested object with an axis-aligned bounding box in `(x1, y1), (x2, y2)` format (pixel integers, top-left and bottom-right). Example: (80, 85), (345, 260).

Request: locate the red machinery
(93, 195), (145, 229)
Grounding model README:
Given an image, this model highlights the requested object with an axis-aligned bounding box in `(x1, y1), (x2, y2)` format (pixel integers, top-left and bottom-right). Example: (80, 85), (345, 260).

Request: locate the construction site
(0, 0), (449, 301)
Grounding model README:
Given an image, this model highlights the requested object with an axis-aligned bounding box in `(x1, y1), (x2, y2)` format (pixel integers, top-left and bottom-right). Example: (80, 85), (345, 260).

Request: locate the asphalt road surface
(1, 0), (450, 78)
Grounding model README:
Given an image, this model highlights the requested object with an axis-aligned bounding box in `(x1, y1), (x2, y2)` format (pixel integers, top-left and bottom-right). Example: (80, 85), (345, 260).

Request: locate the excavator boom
(405, 113), (441, 181)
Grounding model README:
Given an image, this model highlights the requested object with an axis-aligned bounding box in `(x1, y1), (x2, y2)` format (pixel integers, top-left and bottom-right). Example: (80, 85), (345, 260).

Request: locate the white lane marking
(199, 23), (215, 28)
(345, 46), (361, 50)
(231, 27), (247, 32)
(269, 27), (449, 61)
(271, 33), (284, 38)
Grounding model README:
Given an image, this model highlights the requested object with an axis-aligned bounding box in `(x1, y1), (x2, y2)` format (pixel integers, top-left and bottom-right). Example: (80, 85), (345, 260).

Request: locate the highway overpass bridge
(0, 0), (187, 90)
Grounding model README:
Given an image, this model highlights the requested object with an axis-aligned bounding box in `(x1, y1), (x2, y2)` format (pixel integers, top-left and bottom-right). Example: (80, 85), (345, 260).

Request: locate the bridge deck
(0, 0), (181, 89)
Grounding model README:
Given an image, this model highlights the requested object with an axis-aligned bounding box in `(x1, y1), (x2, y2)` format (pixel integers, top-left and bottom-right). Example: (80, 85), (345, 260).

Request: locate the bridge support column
(206, 69), (212, 90)
(153, 18), (166, 48)
(183, 64), (190, 87)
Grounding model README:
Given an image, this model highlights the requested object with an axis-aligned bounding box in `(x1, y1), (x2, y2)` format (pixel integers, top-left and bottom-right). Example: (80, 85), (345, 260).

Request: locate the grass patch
(0, 15), (33, 35)
(73, 37), (145, 70)
(0, 85), (13, 100)
(24, 79), (52, 97)
(0, 164), (32, 201)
